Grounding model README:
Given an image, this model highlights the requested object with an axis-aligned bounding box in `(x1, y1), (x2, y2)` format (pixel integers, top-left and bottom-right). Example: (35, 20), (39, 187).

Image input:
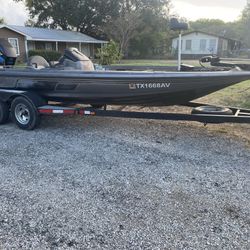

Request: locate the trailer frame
(38, 102), (250, 125)
(0, 89), (250, 130)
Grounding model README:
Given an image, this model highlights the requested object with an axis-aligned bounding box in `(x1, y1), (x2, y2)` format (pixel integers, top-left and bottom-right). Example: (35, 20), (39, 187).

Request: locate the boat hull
(0, 69), (250, 106)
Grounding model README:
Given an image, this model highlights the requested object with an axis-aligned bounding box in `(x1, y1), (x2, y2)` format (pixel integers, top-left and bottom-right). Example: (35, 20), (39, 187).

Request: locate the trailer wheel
(192, 106), (233, 115)
(0, 101), (9, 125)
(11, 97), (40, 130)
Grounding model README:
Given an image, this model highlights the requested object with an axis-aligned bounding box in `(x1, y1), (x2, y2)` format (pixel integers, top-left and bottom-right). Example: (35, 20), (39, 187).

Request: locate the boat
(0, 38), (250, 107)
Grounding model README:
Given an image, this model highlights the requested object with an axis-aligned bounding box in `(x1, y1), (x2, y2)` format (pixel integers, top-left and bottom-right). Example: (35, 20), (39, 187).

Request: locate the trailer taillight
(39, 109), (53, 114)
(38, 107), (76, 115)
(79, 110), (96, 116)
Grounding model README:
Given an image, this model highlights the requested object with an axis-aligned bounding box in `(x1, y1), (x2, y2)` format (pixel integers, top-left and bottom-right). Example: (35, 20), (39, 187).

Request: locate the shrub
(28, 50), (62, 62)
(96, 40), (122, 65)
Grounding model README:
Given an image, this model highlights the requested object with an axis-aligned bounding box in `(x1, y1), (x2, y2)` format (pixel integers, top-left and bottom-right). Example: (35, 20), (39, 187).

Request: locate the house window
(45, 42), (53, 51)
(185, 40), (192, 50)
(28, 42), (35, 51)
(200, 39), (207, 51)
(209, 39), (217, 53)
(8, 38), (20, 55)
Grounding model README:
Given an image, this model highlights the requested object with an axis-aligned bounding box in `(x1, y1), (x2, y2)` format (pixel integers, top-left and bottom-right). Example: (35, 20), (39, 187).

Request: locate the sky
(171, 0), (247, 22)
(0, 0), (248, 25)
(0, 0), (28, 25)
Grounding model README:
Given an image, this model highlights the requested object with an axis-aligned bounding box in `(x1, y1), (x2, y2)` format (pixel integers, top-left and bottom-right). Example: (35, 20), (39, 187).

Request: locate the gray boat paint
(0, 68), (250, 106)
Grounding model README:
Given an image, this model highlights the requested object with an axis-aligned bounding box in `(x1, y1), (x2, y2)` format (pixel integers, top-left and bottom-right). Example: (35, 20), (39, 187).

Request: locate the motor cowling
(59, 47), (94, 71)
(0, 38), (17, 66)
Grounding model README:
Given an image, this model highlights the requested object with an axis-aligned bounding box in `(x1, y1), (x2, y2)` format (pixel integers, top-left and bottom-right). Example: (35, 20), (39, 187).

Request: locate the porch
(27, 41), (102, 58)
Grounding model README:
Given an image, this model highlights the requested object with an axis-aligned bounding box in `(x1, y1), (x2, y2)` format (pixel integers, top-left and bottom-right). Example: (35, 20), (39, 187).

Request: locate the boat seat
(28, 56), (50, 69)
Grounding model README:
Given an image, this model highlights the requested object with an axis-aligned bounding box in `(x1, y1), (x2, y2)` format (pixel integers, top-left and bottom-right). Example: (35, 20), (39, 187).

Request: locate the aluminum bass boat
(1, 68), (250, 106)
(0, 39), (250, 107)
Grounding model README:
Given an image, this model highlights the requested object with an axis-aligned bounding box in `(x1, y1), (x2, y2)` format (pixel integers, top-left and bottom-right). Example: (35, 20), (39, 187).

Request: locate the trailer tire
(11, 97), (40, 130)
(192, 106), (233, 115)
(0, 101), (9, 125)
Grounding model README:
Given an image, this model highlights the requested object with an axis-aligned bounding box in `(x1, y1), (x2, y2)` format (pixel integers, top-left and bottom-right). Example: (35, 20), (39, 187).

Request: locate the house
(171, 31), (241, 58)
(0, 25), (107, 62)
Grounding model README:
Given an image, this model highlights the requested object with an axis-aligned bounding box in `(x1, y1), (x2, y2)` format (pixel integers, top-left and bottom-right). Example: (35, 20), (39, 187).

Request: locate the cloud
(0, 0), (28, 25)
(0, 0), (247, 25)
(176, 0), (247, 9)
(172, 0), (247, 21)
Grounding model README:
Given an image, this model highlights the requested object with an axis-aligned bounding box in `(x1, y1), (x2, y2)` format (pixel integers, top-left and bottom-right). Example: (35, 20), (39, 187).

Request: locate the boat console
(0, 38), (94, 71)
(28, 47), (95, 71)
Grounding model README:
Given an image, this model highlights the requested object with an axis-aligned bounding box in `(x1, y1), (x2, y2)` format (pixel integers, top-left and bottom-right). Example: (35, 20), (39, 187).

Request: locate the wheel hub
(15, 104), (30, 125)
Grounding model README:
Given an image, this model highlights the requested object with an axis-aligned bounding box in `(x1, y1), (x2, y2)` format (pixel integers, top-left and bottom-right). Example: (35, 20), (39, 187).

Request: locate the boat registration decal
(129, 83), (171, 90)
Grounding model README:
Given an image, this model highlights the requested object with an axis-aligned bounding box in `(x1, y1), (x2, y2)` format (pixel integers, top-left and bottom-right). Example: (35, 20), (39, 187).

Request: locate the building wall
(59, 42), (98, 57)
(27, 41), (90, 56)
(172, 32), (219, 56)
(0, 27), (27, 62)
(6, 37), (101, 62)
(218, 38), (229, 57)
(0, 27), (105, 62)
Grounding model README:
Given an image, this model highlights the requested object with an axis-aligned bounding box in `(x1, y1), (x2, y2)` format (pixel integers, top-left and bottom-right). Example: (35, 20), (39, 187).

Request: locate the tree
(96, 40), (122, 65)
(104, 11), (141, 57)
(240, 3), (250, 47)
(129, 8), (170, 58)
(0, 17), (5, 24)
(14, 0), (119, 37)
(105, 0), (171, 57)
(189, 19), (239, 38)
(15, 0), (172, 57)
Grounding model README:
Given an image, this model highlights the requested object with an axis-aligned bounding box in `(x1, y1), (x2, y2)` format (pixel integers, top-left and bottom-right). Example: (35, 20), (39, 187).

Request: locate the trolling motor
(0, 38), (17, 67)
(200, 56), (220, 65)
(170, 18), (189, 71)
(200, 55), (250, 71)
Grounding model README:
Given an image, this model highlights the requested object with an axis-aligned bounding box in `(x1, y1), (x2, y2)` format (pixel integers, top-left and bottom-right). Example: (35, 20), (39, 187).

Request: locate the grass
(15, 63), (26, 67)
(199, 80), (250, 109)
(114, 59), (201, 67)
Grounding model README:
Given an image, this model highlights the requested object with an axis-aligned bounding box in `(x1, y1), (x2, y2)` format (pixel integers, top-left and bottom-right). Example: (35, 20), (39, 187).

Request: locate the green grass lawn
(114, 59), (201, 67)
(199, 80), (250, 109)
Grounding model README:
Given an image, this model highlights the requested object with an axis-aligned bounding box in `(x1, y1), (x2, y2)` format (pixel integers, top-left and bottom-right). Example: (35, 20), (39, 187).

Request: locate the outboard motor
(200, 55), (220, 64)
(59, 47), (94, 71)
(0, 38), (17, 66)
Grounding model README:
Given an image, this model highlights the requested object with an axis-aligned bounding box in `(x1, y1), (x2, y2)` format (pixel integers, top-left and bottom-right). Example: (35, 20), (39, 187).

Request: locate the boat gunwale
(1, 68), (250, 79)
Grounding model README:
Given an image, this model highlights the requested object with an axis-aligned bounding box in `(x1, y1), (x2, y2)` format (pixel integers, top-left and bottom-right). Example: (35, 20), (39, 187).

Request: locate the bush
(96, 40), (122, 65)
(28, 50), (62, 62)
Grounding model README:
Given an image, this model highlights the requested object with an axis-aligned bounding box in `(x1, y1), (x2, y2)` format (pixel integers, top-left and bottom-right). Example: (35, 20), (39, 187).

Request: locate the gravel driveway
(0, 115), (249, 249)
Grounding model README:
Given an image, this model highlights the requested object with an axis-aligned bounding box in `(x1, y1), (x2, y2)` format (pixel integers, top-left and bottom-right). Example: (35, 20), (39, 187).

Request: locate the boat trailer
(37, 102), (250, 125)
(0, 90), (250, 130)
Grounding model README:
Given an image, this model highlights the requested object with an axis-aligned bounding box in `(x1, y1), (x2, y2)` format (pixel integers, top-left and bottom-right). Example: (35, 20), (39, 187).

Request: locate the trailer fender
(0, 89), (46, 107)
(19, 91), (47, 107)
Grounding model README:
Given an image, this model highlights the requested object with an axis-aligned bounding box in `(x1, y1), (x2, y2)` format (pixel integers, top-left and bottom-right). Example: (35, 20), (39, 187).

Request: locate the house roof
(172, 30), (240, 42)
(0, 25), (107, 44)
